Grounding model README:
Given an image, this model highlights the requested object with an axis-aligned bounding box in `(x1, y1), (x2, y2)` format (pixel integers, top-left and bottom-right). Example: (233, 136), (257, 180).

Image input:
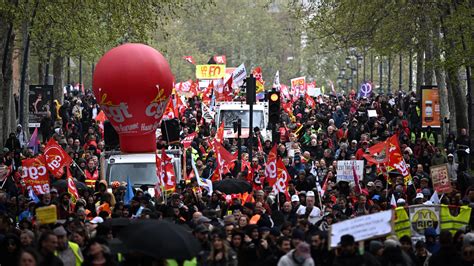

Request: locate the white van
(100, 150), (182, 196)
(215, 102), (270, 140)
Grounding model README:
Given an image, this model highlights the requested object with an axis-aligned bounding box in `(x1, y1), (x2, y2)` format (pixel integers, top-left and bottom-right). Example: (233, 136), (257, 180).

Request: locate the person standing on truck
(85, 158), (99, 190)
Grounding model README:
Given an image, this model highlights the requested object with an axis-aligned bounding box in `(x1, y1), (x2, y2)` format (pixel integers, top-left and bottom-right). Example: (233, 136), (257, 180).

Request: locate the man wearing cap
(414, 193), (425, 204)
(277, 242), (315, 266)
(54, 226), (83, 266)
(296, 191), (322, 225)
(333, 234), (364, 266)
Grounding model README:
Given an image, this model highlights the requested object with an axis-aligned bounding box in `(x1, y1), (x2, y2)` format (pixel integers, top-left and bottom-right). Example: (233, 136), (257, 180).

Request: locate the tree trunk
(53, 55), (64, 103)
(424, 29), (434, 85)
(445, 73), (457, 132)
(38, 60), (44, 84)
(433, 23), (449, 143)
(440, 4), (469, 134)
(19, 20), (31, 131)
(415, 49), (424, 99)
(0, 15), (16, 146)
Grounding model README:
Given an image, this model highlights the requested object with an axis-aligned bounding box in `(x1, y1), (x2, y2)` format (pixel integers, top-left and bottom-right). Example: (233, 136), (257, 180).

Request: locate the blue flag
(28, 189), (40, 204)
(124, 176), (134, 205)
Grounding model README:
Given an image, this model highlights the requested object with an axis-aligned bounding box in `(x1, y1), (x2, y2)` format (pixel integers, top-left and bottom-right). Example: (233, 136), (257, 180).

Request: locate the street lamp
(345, 57), (351, 66)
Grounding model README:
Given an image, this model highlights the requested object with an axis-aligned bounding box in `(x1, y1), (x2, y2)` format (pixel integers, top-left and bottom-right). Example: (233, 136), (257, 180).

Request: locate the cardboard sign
(367, 109), (378, 118)
(329, 210), (393, 248)
(336, 160), (364, 182)
(196, 65), (226, 79)
(430, 164), (452, 193)
(232, 63), (247, 85)
(36, 205), (57, 224)
(290, 77), (306, 96)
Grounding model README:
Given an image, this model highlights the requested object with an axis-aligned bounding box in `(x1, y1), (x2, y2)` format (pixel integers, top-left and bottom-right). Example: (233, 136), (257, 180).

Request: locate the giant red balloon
(93, 44), (173, 153)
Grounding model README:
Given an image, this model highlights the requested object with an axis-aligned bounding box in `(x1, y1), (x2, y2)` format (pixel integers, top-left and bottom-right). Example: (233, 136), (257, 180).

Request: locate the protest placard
(336, 160), (364, 182)
(430, 164), (452, 193)
(36, 205), (57, 224)
(329, 210), (393, 248)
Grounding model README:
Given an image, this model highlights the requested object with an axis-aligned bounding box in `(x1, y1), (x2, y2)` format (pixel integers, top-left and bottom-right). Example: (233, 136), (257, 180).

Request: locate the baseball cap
(367, 181), (375, 187)
(291, 195), (300, 202)
(415, 193), (424, 199)
(448, 153), (454, 157)
(90, 216), (104, 224)
(306, 191), (315, 197)
(397, 198), (406, 204)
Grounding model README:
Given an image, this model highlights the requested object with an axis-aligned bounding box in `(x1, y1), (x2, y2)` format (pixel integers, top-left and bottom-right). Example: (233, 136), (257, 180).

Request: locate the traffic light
(268, 89), (280, 125)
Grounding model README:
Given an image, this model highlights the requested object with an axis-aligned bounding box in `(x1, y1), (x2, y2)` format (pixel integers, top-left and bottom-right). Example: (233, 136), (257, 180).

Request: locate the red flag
(213, 55), (226, 64)
(320, 175), (329, 197)
(257, 137), (263, 153)
(182, 132), (197, 150)
(363, 141), (389, 165)
(183, 56), (196, 65)
(95, 110), (107, 123)
(352, 162), (361, 194)
(264, 145), (278, 187)
(212, 140), (236, 174)
(162, 99), (178, 120)
(21, 155), (50, 195)
(44, 139), (72, 177)
(215, 121), (225, 143)
(305, 94), (316, 108)
(223, 76), (233, 101)
(67, 167), (79, 211)
(157, 149), (176, 192)
(272, 158), (290, 200)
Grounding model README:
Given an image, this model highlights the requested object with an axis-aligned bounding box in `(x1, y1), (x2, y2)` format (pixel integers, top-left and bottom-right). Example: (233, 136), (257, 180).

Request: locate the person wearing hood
(15, 124), (28, 149)
(278, 242), (315, 266)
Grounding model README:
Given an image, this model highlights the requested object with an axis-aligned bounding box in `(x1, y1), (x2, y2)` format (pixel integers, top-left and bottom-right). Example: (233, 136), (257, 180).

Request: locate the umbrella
(118, 219), (200, 260)
(213, 178), (252, 194)
(52, 179), (88, 191)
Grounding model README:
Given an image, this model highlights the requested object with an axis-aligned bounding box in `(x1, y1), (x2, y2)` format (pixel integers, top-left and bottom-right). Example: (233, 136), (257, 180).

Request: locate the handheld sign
(36, 205), (57, 224)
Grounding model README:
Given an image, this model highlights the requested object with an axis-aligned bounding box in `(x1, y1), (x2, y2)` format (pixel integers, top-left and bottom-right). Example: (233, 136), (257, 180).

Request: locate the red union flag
(44, 139), (72, 177)
(67, 167), (79, 203)
(22, 155), (50, 194)
(156, 149), (176, 192)
(182, 132), (197, 150)
(264, 145), (278, 187)
(213, 55), (226, 64)
(272, 158), (290, 200)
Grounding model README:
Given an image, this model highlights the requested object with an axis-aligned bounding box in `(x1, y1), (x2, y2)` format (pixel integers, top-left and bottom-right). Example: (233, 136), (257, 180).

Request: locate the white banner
(336, 160), (364, 182)
(232, 63), (247, 85)
(329, 210), (393, 248)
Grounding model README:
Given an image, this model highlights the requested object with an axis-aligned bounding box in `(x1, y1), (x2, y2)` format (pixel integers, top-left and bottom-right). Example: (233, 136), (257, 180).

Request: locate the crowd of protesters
(0, 85), (472, 266)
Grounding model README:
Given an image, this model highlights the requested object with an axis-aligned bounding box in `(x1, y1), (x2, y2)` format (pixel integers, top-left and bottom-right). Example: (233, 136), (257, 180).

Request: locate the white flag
(273, 70), (280, 89)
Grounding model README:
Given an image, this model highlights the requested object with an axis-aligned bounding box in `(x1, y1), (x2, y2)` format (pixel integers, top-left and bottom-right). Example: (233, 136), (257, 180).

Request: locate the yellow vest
(440, 204), (472, 235)
(55, 241), (83, 266)
(167, 257), (197, 266)
(395, 207), (411, 238)
(69, 241), (83, 266)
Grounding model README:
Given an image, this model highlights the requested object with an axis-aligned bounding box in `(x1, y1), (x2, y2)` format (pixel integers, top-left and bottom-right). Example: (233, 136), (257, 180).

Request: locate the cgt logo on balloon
(99, 86), (168, 134)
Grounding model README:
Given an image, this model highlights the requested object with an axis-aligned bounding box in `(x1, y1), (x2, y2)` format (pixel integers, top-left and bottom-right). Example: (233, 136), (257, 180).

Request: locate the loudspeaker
(161, 119), (180, 144)
(103, 121), (119, 148)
